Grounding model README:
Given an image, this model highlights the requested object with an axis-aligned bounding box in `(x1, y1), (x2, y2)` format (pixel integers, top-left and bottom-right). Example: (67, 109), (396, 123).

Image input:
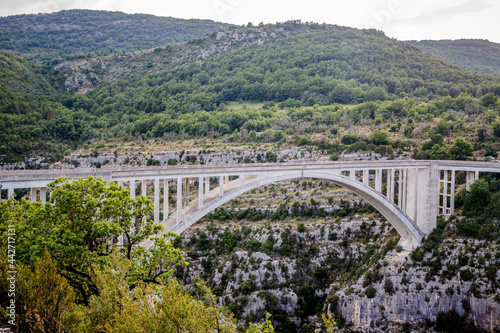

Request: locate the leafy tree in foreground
(79, 252), (277, 333)
(0, 249), (77, 332)
(0, 176), (184, 304)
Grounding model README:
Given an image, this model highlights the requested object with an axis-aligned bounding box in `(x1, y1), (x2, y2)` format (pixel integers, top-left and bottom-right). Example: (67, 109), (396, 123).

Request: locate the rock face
(1, 147), (393, 170)
(333, 238), (500, 332)
(336, 266), (499, 331)
(175, 213), (499, 332)
(51, 26), (290, 94)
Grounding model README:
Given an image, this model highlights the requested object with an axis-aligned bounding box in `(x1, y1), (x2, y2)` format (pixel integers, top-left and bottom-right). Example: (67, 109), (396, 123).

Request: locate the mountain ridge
(0, 9), (229, 61)
(407, 38), (500, 77)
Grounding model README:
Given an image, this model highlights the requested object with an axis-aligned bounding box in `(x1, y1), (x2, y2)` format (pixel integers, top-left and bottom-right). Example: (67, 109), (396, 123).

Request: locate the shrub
(460, 269), (474, 282)
(328, 232), (338, 241)
(314, 267), (328, 280)
(365, 286), (377, 299)
(384, 278), (394, 295)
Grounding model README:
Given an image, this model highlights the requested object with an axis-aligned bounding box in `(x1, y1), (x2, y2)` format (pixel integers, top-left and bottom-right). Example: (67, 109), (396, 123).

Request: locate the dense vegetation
(0, 177), (340, 332)
(1, 11), (499, 333)
(1, 21), (500, 163)
(0, 10), (229, 61)
(408, 39), (500, 77)
(0, 51), (54, 94)
(171, 174), (500, 332)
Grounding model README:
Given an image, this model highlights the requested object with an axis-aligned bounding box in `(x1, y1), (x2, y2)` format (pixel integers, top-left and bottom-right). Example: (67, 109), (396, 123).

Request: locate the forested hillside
(54, 23), (500, 97)
(0, 51), (54, 94)
(0, 10), (229, 61)
(2, 21), (500, 163)
(1, 12), (500, 333)
(408, 39), (500, 77)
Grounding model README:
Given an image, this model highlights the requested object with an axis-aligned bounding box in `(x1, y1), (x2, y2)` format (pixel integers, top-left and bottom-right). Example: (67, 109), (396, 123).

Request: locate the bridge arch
(168, 170), (424, 250)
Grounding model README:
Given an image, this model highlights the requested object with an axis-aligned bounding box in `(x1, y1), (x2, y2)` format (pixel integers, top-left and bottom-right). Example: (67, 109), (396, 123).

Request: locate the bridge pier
(30, 187), (37, 202)
(466, 171), (478, 191)
(219, 176), (224, 196)
(154, 179), (160, 224)
(375, 169), (382, 192)
(141, 180), (147, 196)
(164, 179), (169, 218)
(130, 180), (136, 199)
(40, 187), (47, 205)
(363, 170), (369, 186)
(177, 178), (182, 224)
(199, 177), (203, 208)
(184, 178), (190, 206)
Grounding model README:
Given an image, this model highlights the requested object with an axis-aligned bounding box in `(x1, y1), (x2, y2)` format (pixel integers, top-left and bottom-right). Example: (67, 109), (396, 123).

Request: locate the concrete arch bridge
(1, 160), (499, 250)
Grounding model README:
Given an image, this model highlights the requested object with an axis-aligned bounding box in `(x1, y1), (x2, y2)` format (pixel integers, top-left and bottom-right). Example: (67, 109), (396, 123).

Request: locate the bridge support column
(402, 169), (407, 211)
(450, 170), (455, 215)
(177, 178), (182, 224)
(40, 187), (47, 206)
(164, 179), (169, 219)
(7, 188), (12, 199)
(398, 170), (403, 208)
(466, 171), (478, 191)
(363, 170), (369, 186)
(31, 188), (37, 202)
(154, 179), (160, 224)
(219, 176), (224, 196)
(205, 177), (209, 194)
(439, 170), (456, 216)
(387, 169), (393, 203)
(406, 168), (418, 226)
(406, 165), (438, 235)
(375, 169), (382, 192)
(141, 180), (147, 197)
(442, 170), (449, 215)
(184, 178), (190, 206)
(386, 169), (392, 201)
(413, 168), (419, 222)
(199, 177), (204, 209)
(350, 170), (355, 180)
(130, 180), (136, 199)
(225, 175), (229, 184)
(118, 181), (123, 188)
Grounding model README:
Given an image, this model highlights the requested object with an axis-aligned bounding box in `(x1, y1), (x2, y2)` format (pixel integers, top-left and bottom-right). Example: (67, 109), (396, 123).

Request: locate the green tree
(464, 179), (490, 216)
(0, 249), (77, 332)
(448, 138), (473, 160)
(330, 84), (352, 104)
(247, 313), (275, 333)
(366, 86), (388, 101)
(79, 252), (237, 333)
(493, 122), (500, 137)
(429, 144), (448, 160)
(480, 93), (499, 108)
(0, 176), (184, 304)
(369, 129), (390, 146)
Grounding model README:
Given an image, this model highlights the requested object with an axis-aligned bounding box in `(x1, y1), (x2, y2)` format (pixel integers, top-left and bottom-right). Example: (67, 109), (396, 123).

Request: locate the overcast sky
(1, 0), (499, 43)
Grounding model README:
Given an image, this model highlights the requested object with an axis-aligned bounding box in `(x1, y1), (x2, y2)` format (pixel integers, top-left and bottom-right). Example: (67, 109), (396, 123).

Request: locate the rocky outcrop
(173, 209), (499, 332)
(333, 239), (500, 331)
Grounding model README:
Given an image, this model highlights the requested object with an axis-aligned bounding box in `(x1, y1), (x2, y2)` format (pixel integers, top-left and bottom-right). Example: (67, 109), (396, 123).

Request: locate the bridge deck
(2, 160), (499, 185)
